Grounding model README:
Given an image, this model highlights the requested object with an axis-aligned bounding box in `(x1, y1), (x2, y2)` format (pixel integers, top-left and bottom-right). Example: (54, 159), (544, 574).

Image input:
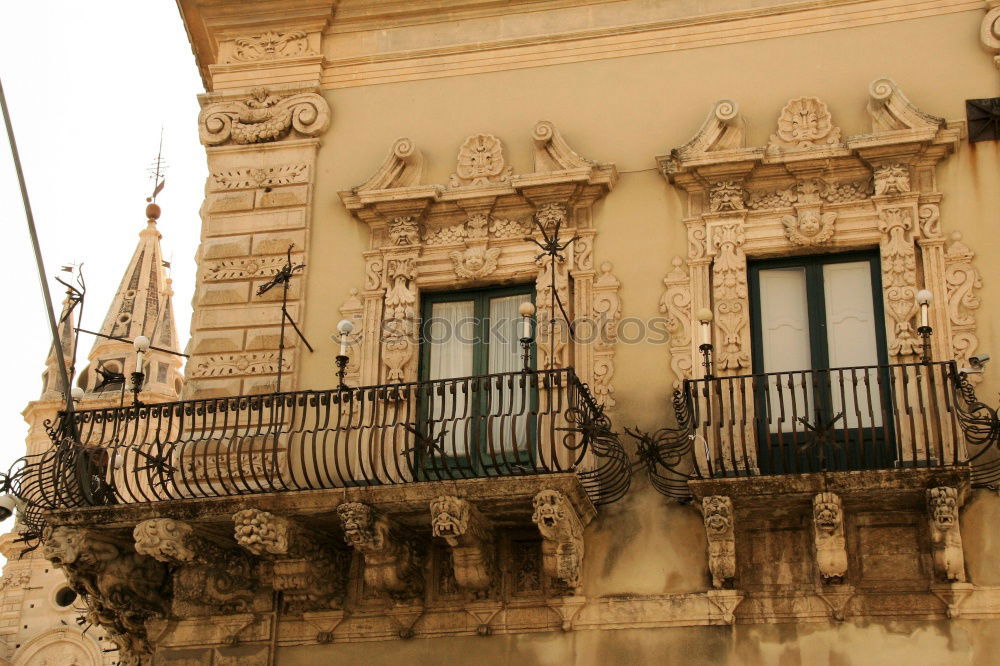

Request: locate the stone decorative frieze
(878, 208), (920, 357)
(189, 352), (291, 378)
(205, 256), (292, 281)
(449, 134), (513, 187)
(812, 493), (848, 583)
(702, 496), (736, 589)
(873, 163), (911, 196)
(710, 223), (749, 370)
(927, 487), (966, 583)
(233, 509), (348, 612)
(199, 87), (331, 146)
(782, 209), (836, 246)
(944, 233), (982, 373)
(337, 502), (423, 597)
(767, 97), (842, 151)
(430, 496), (496, 592)
(229, 31), (311, 63)
(134, 518), (257, 616)
(661, 257), (693, 386)
(210, 164), (310, 191)
(746, 178), (870, 210)
(43, 526), (169, 665)
(531, 489), (585, 593)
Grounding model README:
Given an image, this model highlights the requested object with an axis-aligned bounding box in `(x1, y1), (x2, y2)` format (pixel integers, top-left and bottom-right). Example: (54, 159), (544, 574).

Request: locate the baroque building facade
(6, 1), (1000, 664)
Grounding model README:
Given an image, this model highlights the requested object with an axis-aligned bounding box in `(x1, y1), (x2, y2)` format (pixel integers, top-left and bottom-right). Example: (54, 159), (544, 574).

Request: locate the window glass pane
(823, 261), (882, 429)
(758, 267), (812, 433)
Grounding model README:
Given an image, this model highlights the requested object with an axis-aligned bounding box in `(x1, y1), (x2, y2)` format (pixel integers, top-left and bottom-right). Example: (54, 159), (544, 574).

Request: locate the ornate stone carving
(430, 496), (496, 592)
(983, 2), (1000, 68)
(229, 31), (311, 62)
(702, 496), (736, 589)
(927, 487), (966, 582)
(382, 256), (418, 382)
(661, 257), (693, 386)
(768, 97), (842, 150)
(388, 216), (422, 246)
(531, 490), (584, 593)
(532, 120), (596, 171)
(873, 163), (911, 196)
(710, 223), (749, 370)
(199, 87), (331, 146)
(782, 209), (836, 246)
(232, 509), (347, 612)
(211, 164), (309, 190)
(592, 262), (621, 407)
(434, 213), (502, 278)
(205, 256), (290, 281)
(919, 203), (942, 239)
(134, 519), (257, 616)
(535, 252), (570, 371)
(665, 100), (745, 172)
(746, 178), (869, 209)
(878, 208), (920, 356)
(449, 134), (513, 187)
(867, 78), (946, 132)
(944, 232), (982, 371)
(812, 493), (847, 583)
(189, 352), (291, 378)
(709, 181), (745, 212)
(43, 527), (169, 665)
(337, 502), (423, 597)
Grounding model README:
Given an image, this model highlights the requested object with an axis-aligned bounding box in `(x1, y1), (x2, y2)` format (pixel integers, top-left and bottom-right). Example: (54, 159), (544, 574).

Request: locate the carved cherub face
(531, 490), (566, 528)
(798, 211), (822, 236)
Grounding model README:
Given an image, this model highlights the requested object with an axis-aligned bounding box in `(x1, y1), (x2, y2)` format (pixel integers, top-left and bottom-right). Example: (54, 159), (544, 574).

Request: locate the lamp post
(335, 319), (354, 389)
(131, 335), (150, 406)
(697, 308), (714, 379)
(519, 302), (535, 372)
(916, 289), (933, 364)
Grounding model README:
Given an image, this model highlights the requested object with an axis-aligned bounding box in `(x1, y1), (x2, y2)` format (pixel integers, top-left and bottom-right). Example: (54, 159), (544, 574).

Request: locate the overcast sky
(0, 2), (204, 509)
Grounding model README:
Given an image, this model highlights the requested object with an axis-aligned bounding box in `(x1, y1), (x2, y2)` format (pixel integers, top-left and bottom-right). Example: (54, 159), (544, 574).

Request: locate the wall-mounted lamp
(697, 308), (714, 378)
(335, 319), (354, 389)
(915, 289), (933, 364)
(70, 386), (84, 403)
(519, 302), (536, 372)
(132, 335), (150, 406)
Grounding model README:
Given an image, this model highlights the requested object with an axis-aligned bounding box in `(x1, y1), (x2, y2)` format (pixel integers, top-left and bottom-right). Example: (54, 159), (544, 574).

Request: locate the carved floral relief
(768, 97), (842, 150)
(229, 31), (311, 63)
(449, 134), (513, 187)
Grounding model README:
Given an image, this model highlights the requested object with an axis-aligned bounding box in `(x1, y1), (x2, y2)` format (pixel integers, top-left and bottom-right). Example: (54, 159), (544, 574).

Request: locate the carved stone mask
(814, 504), (841, 533)
(531, 490), (566, 528)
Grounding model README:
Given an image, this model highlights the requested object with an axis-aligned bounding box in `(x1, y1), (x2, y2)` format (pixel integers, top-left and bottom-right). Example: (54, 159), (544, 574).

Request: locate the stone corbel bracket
(337, 502), (424, 598)
(232, 508), (349, 612)
(531, 489), (585, 594)
(430, 496), (496, 592)
(812, 493), (848, 584)
(701, 495), (736, 589)
(927, 486), (968, 583)
(198, 85), (331, 147)
(43, 526), (170, 665)
(134, 518), (258, 616)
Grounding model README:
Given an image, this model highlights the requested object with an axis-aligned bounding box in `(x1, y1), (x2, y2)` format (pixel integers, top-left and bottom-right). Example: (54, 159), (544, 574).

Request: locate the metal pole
(0, 76), (75, 420)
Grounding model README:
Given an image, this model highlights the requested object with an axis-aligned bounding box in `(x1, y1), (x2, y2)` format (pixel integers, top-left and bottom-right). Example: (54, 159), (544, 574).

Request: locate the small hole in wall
(55, 587), (78, 607)
(264, 187), (273, 193)
(28, 604), (33, 608)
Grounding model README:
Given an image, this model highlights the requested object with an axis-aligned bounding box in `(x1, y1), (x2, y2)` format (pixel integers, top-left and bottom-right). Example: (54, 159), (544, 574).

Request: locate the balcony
(17, 367), (628, 537)
(637, 361), (1000, 500)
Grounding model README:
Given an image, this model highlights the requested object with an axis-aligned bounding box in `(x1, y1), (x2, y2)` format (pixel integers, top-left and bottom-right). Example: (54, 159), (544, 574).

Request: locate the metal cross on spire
(147, 127), (167, 203)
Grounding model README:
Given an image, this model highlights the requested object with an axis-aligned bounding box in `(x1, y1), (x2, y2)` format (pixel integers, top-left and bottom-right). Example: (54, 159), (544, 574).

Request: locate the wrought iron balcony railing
(634, 361), (1000, 500)
(11, 368), (629, 541)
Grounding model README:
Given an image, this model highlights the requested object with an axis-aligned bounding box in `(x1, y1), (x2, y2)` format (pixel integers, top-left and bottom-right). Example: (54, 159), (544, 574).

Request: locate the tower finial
(146, 127), (167, 205)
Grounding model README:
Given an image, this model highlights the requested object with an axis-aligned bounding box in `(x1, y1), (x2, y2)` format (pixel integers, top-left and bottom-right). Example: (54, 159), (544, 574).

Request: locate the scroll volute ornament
(199, 87), (331, 146)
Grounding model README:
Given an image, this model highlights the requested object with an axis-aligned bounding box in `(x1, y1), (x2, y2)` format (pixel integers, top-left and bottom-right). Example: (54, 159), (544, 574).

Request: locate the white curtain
(758, 267), (813, 434)
(427, 300), (474, 457)
(487, 295), (531, 460)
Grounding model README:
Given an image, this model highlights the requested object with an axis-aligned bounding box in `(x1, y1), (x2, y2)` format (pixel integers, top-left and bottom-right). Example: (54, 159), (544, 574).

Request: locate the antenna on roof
(147, 126), (167, 203)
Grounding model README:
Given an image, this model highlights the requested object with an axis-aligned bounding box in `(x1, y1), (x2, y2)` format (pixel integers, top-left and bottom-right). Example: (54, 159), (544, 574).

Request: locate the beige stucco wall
(303, 7), (1000, 436)
(277, 617), (1000, 665)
